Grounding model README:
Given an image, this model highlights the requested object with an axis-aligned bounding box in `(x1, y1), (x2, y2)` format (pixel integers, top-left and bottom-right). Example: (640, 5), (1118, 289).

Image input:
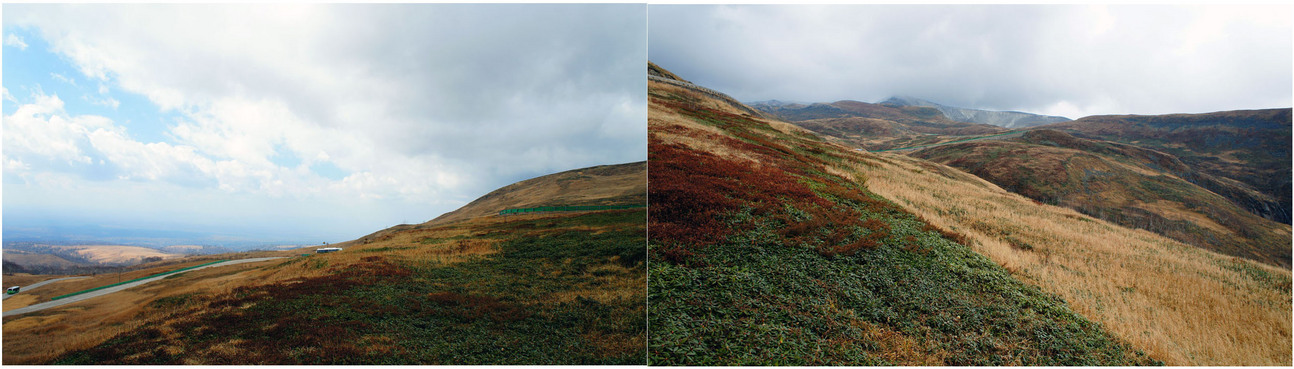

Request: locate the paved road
(2, 257), (284, 318)
(1, 276), (91, 301)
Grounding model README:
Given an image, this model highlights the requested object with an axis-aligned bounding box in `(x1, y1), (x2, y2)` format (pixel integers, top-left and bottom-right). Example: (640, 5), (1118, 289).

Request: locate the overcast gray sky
(649, 4), (1292, 119)
(3, 4), (646, 244)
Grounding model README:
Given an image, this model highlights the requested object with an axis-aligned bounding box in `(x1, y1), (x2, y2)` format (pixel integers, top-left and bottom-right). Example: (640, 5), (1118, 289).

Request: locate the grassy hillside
(1044, 110), (1292, 224)
(910, 129), (1291, 268)
(649, 66), (1158, 365)
(426, 161), (645, 226)
(648, 63), (1290, 365)
(4, 164), (646, 365)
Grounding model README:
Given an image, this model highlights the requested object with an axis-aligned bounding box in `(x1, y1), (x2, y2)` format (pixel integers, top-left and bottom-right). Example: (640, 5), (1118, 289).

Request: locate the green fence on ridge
(498, 204), (645, 216)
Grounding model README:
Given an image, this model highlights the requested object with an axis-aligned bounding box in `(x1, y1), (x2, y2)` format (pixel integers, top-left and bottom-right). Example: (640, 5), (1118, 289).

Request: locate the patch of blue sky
(310, 161), (348, 181)
(268, 143), (302, 169)
(2, 26), (180, 145)
(105, 85), (183, 145)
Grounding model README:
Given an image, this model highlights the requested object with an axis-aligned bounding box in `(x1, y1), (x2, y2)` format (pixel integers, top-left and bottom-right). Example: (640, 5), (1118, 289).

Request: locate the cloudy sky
(649, 4), (1292, 119)
(3, 4), (646, 245)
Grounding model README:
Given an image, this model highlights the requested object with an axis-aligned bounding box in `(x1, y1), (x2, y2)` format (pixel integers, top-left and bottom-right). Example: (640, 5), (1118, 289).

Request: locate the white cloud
(650, 4), (1292, 118)
(2, 4), (644, 242)
(3, 92), (96, 167)
(84, 94), (120, 109)
(7, 4), (644, 205)
(4, 156), (31, 174)
(50, 72), (76, 86)
(5, 33), (28, 50)
(5, 91), (335, 200)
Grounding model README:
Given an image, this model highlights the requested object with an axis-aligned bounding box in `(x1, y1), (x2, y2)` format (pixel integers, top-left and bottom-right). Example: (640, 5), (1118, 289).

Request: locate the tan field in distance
(48, 245), (183, 264)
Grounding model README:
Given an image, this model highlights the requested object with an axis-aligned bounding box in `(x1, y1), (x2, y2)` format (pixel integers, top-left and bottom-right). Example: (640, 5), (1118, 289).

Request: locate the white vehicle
(6, 286), (20, 295)
(315, 247), (343, 254)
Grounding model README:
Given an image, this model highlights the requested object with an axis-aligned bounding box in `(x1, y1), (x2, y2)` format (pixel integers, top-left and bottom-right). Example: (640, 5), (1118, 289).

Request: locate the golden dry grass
(3, 289), (155, 364)
(1135, 200), (1235, 236)
(1, 257), (290, 364)
(842, 151), (1291, 365)
(650, 102), (765, 165)
(549, 262), (644, 304)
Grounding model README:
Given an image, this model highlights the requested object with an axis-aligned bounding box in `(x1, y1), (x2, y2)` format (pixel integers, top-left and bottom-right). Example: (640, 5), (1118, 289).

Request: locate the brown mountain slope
(1042, 109), (1292, 224)
(910, 129), (1291, 268)
(347, 161), (644, 246)
(427, 161), (645, 226)
(648, 62), (1289, 365)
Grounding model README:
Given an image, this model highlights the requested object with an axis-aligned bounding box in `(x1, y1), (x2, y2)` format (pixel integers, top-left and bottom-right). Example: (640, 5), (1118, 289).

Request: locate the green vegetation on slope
(648, 77), (1157, 365)
(53, 210), (646, 365)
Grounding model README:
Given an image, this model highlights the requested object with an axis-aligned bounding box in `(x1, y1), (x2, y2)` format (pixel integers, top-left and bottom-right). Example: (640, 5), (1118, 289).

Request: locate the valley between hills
(647, 62), (1289, 365)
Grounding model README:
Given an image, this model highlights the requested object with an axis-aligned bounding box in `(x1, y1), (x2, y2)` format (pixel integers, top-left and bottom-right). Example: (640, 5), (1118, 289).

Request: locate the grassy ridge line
(870, 130), (1024, 152)
(498, 204), (645, 215)
(50, 260), (228, 301)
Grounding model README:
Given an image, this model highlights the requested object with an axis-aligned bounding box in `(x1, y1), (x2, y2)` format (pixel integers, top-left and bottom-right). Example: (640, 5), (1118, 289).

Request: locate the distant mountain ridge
(746, 99), (809, 109)
(748, 96), (1070, 129)
(880, 96), (1071, 128)
(1043, 109), (1292, 224)
(748, 99), (1009, 151)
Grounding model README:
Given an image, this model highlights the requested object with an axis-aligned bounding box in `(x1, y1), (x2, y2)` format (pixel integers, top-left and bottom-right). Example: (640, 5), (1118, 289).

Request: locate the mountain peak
(879, 96), (1069, 128)
(879, 95), (934, 107)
